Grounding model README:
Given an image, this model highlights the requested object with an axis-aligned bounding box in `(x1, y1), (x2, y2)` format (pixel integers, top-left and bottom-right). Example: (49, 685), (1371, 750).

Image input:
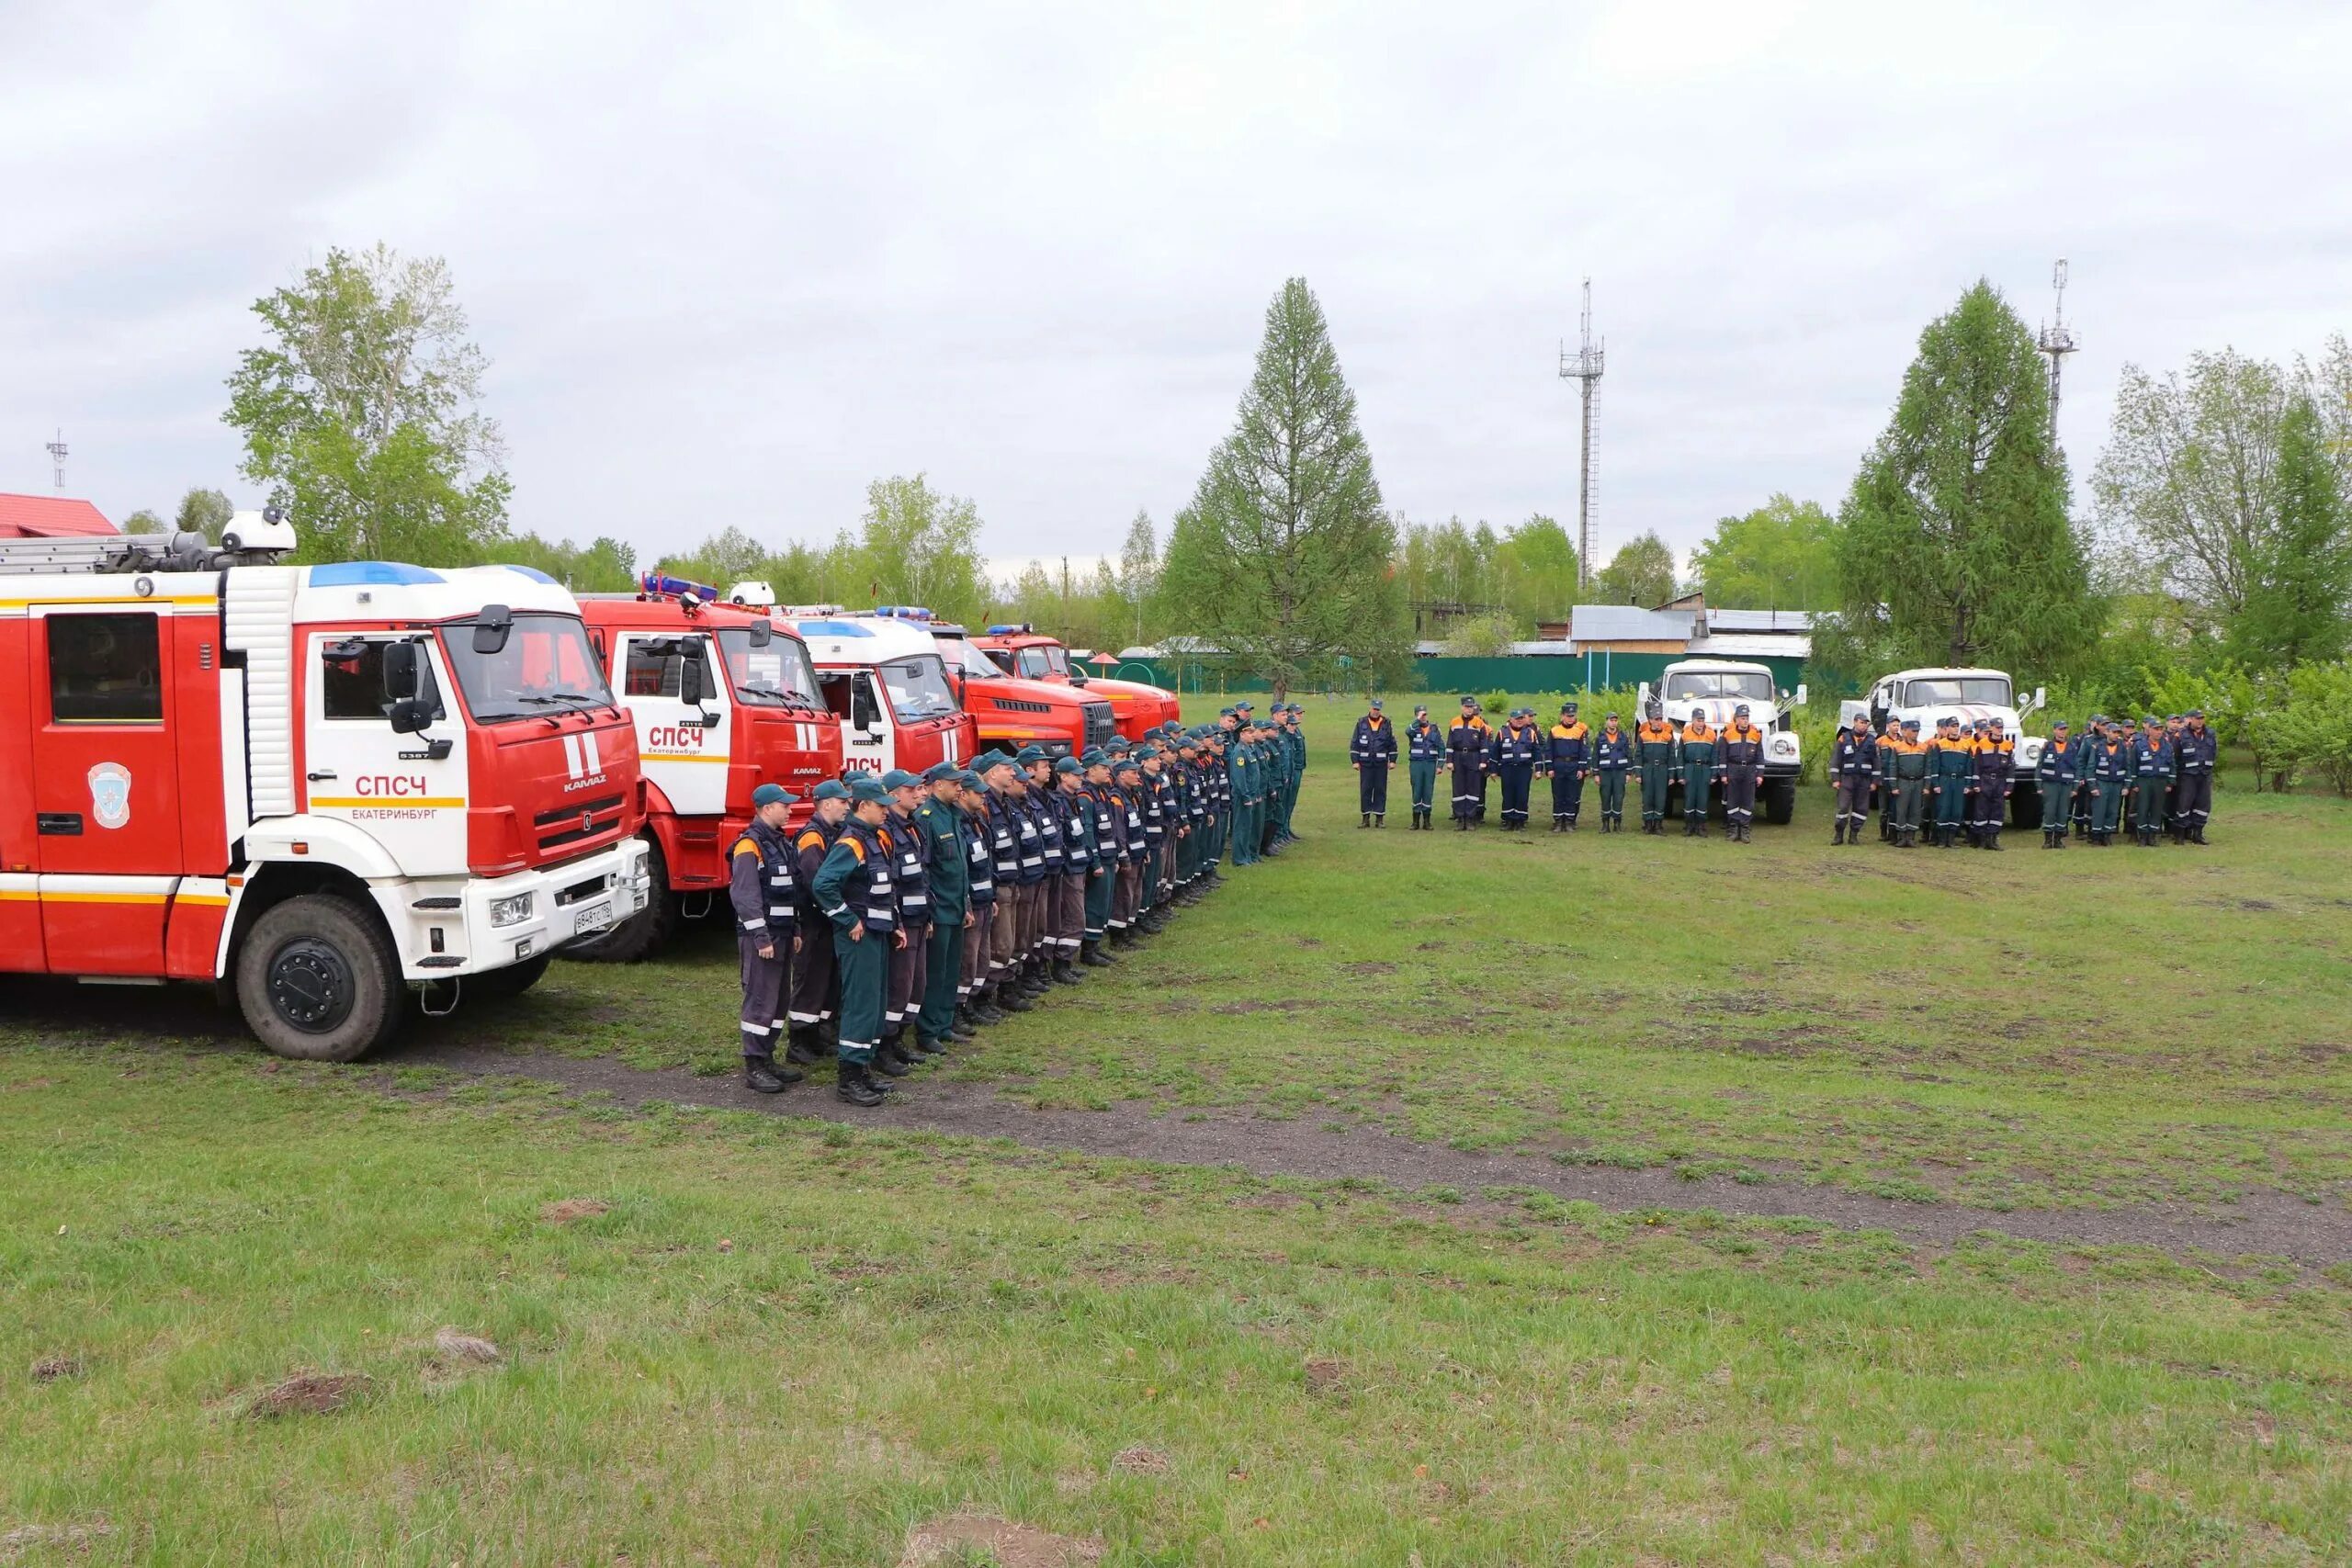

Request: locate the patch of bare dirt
(1303, 1356), (1347, 1393)
(0, 1521), (109, 1560)
(1210, 998), (1320, 1015)
(28, 1355), (82, 1384)
(538, 1198), (609, 1224)
(433, 1328), (501, 1364)
(1109, 1444), (1170, 1476)
(898, 1513), (1104, 1567)
(1341, 961), (1396, 976)
(245, 1371), (369, 1418)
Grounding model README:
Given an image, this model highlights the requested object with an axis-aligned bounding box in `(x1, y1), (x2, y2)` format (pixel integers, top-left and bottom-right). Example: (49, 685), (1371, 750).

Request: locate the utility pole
(1558, 280), (1605, 589)
(46, 429), (68, 491)
(2035, 259), (2078, 451)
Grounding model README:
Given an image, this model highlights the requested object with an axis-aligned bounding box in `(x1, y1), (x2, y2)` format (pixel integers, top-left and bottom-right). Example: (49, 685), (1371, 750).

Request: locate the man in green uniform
(912, 761), (972, 1056)
(1888, 718), (1928, 847)
(1404, 704), (1442, 829)
(1928, 716), (1973, 847)
(1280, 704), (1306, 841)
(1677, 706), (1717, 838)
(2035, 719), (2075, 850)
(811, 774), (900, 1107)
(1634, 703), (1678, 835)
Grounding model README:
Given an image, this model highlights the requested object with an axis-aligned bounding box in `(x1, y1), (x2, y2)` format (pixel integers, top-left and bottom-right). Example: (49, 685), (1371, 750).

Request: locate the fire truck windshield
(1014, 644), (1070, 680)
(877, 654), (956, 718)
(441, 613), (614, 722)
(714, 626), (820, 706)
(932, 634), (1004, 680)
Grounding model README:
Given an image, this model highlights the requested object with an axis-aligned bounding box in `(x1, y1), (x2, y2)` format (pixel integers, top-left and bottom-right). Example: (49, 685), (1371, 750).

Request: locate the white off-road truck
(1839, 667), (2049, 826)
(1636, 659), (1806, 824)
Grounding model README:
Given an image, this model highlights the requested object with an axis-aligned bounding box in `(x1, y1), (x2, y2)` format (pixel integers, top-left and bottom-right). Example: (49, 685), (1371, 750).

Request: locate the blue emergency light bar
(640, 572), (718, 602)
(985, 623), (1034, 635)
(874, 604), (933, 620)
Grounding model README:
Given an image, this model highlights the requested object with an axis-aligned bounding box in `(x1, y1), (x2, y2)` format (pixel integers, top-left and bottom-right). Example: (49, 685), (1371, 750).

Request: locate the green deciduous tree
(1590, 531), (1679, 608)
(224, 244), (510, 565)
(1835, 280), (2098, 673)
(1160, 278), (1408, 694)
(853, 474), (989, 626)
(1114, 510), (1160, 647)
(2229, 395), (2351, 669)
(120, 509), (165, 534)
(175, 487), (235, 541)
(1690, 494), (1840, 609)
(1495, 514), (1579, 630)
(505, 532), (639, 592)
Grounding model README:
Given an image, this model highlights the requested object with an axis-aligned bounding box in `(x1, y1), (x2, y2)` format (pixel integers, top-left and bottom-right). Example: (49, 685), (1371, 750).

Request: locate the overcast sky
(5, 1), (2348, 577)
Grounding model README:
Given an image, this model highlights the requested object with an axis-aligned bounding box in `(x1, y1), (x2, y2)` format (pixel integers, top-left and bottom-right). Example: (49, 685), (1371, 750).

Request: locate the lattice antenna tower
(45, 428), (68, 491)
(1558, 278), (1606, 589)
(2035, 259), (2078, 448)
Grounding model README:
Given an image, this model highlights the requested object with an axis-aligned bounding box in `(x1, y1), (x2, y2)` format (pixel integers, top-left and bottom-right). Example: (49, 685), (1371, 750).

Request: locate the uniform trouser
(1683, 770), (1713, 823)
(1597, 771), (1626, 820)
(2177, 773), (2212, 829)
(959, 905), (990, 995)
(1880, 773), (1900, 837)
(988, 883), (1023, 974)
(2092, 781), (2124, 835)
(788, 921), (838, 1026)
(918, 917), (964, 1042)
(739, 936), (786, 1058)
(1639, 762), (1672, 823)
(2072, 780), (2093, 830)
(831, 926), (885, 1064)
(1055, 874), (1085, 953)
(1359, 764), (1389, 815)
(2164, 781), (2180, 829)
(1450, 761), (1485, 822)
(886, 921), (928, 1033)
(1280, 777), (1298, 838)
(1409, 760), (1437, 812)
(1934, 780), (1968, 827)
(1835, 775), (1871, 829)
(1260, 802), (1280, 853)
(1894, 777), (1926, 832)
(1083, 865), (1114, 937)
(1498, 765), (1533, 826)
(1115, 862), (1141, 923)
(1228, 808), (1250, 864)
(1550, 768), (1586, 823)
(1019, 879), (1047, 955)
(1974, 782), (2008, 834)
(1722, 770), (1758, 826)
(2040, 781), (2072, 832)
(2136, 779), (2169, 834)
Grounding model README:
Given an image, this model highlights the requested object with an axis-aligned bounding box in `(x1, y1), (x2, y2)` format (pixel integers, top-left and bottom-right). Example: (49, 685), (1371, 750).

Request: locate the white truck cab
(1842, 667), (2049, 823)
(758, 601), (978, 776)
(1638, 659), (1806, 823)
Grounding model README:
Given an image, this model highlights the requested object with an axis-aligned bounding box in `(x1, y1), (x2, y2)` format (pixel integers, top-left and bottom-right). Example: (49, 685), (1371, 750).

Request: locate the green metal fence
(1119, 652), (1809, 700)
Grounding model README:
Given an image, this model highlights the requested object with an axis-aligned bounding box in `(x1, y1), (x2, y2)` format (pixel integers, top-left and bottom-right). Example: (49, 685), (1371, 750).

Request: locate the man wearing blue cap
(1493, 707), (1542, 831)
(812, 774), (902, 1106)
(1050, 756), (1097, 980)
(2131, 715), (2174, 847)
(1135, 744), (1172, 931)
(786, 780), (853, 1062)
(1404, 704), (1442, 829)
(1227, 723), (1260, 866)
(955, 770), (1004, 1027)
(1546, 701), (1590, 833)
(876, 770), (933, 1073)
(2035, 719), (2075, 850)
(2087, 716), (2130, 846)
(977, 752), (1033, 1013)
(730, 783), (804, 1094)
(1278, 704), (1306, 845)
(2177, 709), (2217, 844)
(1447, 697), (1492, 829)
(1109, 754), (1149, 939)
(912, 761), (974, 1054)
(1351, 697), (1396, 829)
(1080, 753), (1122, 964)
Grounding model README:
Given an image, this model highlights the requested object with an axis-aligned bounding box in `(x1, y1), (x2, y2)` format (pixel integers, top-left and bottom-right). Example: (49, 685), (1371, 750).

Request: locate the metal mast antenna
(2035, 259), (2078, 448)
(1558, 279), (1606, 589)
(46, 429), (68, 491)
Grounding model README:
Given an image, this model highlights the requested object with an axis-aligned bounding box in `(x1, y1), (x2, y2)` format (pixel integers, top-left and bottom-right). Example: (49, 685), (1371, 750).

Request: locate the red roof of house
(0, 493), (118, 538)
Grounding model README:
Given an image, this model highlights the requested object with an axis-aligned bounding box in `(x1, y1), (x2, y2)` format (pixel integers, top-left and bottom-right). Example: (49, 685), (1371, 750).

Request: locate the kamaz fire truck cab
(970, 625), (1181, 740)
(727, 586), (978, 775)
(927, 619), (1116, 757)
(574, 576), (843, 960)
(0, 516), (650, 1062)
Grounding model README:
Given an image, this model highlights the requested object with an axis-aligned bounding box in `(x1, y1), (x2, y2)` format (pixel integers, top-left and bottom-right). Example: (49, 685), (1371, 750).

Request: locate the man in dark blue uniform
(1831, 714), (1875, 845)
(1492, 707), (1542, 831)
(786, 779), (853, 1063)
(2176, 709), (2218, 844)
(2035, 719), (2075, 849)
(1447, 697), (1492, 829)
(1546, 701), (1591, 832)
(730, 782), (804, 1093)
(1351, 698), (1397, 828)
(2131, 715), (2174, 847)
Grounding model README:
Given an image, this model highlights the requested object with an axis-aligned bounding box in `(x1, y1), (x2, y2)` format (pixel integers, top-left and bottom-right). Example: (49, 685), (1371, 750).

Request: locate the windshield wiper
(518, 692), (601, 706)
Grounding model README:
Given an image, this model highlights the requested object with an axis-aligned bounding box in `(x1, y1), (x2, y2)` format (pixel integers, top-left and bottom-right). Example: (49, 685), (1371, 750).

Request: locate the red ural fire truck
(0, 518), (650, 1061)
(924, 618), (1116, 757)
(573, 579), (843, 961)
(970, 625), (1180, 740)
(726, 589), (978, 775)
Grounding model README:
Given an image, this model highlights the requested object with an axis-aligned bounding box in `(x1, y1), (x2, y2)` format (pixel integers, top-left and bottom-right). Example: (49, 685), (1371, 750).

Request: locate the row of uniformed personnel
(1351, 695), (1775, 840)
(1829, 710), (2219, 850)
(725, 706), (1306, 1106)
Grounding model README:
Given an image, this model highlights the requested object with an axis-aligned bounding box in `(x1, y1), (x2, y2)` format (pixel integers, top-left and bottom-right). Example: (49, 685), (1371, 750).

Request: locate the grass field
(5, 703), (2350, 1563)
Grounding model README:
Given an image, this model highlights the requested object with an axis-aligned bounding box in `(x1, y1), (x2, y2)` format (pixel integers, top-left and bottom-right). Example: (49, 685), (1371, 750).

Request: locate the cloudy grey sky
(5, 0), (2348, 574)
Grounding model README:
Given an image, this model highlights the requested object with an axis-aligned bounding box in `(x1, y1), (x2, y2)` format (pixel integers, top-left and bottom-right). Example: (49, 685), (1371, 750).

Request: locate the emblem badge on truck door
(87, 762), (132, 830)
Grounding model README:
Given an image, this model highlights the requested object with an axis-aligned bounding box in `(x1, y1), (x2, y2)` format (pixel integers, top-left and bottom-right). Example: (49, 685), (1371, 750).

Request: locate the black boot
(871, 1043), (911, 1078)
(1374, 813), (1385, 828)
(1360, 812), (1370, 829)
(836, 1060), (885, 1108)
(996, 980), (1034, 1013)
(1986, 829), (2002, 851)
(969, 986), (1006, 1024)
(1080, 938), (1114, 967)
(1833, 824), (1845, 845)
(1106, 928), (1135, 951)
(744, 1055), (799, 1094)
(951, 1004), (980, 1038)
(785, 1025), (822, 1066)
(1052, 956), (1085, 985)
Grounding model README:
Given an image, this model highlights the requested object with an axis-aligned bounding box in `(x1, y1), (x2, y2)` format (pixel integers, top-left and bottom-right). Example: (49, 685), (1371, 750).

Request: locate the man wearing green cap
(956, 770), (1003, 1027)
(1278, 704), (1306, 843)
(876, 770), (933, 1074)
(811, 775), (901, 1107)
(1228, 723), (1260, 865)
(1110, 755), (1149, 939)
(2130, 715), (2174, 847)
(1136, 743), (1172, 931)
(730, 782), (805, 1094)
(1052, 756), (1098, 979)
(978, 751), (1033, 1012)
(913, 762), (973, 1052)
(2035, 719), (2075, 849)
(786, 779), (853, 1063)
(1404, 704), (1442, 829)
(1080, 753), (1121, 964)
(1351, 697), (1396, 828)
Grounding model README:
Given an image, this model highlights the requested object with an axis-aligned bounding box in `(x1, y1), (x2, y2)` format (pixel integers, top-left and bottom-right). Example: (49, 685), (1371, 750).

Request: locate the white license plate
(573, 898), (614, 932)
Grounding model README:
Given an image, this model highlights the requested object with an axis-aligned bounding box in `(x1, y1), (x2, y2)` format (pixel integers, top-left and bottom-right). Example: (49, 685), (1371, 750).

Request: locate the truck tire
(467, 953), (552, 999)
(2010, 784), (2041, 829)
(1763, 778), (1797, 826)
(235, 894), (406, 1063)
(563, 837), (676, 964)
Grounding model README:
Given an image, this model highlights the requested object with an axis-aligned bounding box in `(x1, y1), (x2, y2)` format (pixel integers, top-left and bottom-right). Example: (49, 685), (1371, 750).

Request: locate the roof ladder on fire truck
(0, 511), (299, 575)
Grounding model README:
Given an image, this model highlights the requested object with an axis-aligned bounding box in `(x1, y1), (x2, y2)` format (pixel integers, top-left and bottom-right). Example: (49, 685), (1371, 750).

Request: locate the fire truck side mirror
(747, 619), (772, 648)
(380, 640), (422, 701)
(389, 696), (433, 736)
(679, 656), (706, 706)
(472, 605), (514, 655)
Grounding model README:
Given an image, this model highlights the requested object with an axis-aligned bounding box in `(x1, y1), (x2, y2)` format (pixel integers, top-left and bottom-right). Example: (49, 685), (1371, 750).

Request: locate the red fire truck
(0, 518), (651, 1061)
(725, 589), (979, 775)
(925, 618), (1116, 758)
(574, 581), (843, 961)
(970, 625), (1180, 739)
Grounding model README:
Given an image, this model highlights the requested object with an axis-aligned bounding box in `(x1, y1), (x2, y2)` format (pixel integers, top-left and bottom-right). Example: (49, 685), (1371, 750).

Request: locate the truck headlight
(490, 892), (536, 929)
(1767, 734), (1798, 761)
(2018, 739), (2043, 765)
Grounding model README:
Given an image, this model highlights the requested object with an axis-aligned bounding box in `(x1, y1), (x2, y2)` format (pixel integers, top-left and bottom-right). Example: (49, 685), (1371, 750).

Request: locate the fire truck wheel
(236, 895), (406, 1063)
(1763, 779), (1796, 826)
(563, 837), (676, 963)
(469, 953), (552, 998)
